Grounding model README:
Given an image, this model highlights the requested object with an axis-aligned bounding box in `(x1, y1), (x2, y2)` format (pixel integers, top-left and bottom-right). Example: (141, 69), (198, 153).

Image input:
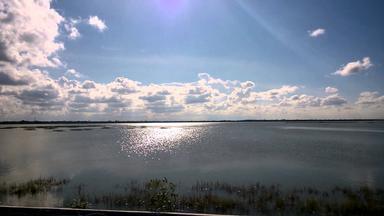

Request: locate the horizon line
(0, 119), (383, 124)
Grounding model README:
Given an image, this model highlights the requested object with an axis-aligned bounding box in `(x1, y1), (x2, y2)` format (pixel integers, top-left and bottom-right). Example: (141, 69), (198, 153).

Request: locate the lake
(1, 121), (384, 208)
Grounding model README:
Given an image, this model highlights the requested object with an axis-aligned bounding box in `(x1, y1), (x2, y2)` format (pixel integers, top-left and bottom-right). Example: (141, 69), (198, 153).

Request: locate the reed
(1, 177), (384, 215)
(0, 177), (69, 197)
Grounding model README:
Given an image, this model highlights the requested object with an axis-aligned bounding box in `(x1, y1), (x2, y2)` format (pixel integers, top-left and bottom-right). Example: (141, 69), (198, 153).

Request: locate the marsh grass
(0, 177), (69, 197)
(1, 177), (384, 215)
(65, 184), (89, 209)
(64, 180), (384, 215)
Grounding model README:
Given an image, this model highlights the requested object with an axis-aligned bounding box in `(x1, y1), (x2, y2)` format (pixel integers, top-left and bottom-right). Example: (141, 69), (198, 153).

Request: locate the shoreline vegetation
(1, 178), (383, 215)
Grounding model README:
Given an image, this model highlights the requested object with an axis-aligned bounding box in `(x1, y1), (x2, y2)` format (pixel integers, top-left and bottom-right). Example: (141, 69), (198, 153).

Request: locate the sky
(0, 0), (383, 120)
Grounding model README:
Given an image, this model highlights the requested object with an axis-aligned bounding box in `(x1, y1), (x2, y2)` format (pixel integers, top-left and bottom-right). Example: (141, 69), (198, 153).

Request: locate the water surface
(1, 121), (383, 191)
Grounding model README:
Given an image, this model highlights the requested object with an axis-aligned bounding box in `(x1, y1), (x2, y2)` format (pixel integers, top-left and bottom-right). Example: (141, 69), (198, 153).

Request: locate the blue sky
(53, 0), (384, 92)
(0, 0), (383, 120)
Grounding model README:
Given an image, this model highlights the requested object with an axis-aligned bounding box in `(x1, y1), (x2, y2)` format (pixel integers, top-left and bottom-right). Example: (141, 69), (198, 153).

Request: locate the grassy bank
(1, 178), (383, 215)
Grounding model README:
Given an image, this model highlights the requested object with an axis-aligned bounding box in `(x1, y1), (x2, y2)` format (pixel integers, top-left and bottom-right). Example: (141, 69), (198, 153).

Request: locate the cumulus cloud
(334, 57), (373, 76)
(185, 93), (210, 104)
(2, 68), (384, 120)
(64, 15), (107, 40)
(88, 16), (107, 32)
(0, 0), (67, 117)
(0, 64), (30, 85)
(15, 85), (63, 110)
(70, 93), (128, 113)
(64, 18), (81, 40)
(0, 0), (383, 120)
(0, 71), (28, 85)
(82, 80), (97, 89)
(279, 94), (321, 108)
(321, 94), (347, 106)
(0, 0), (64, 67)
(278, 93), (347, 108)
(356, 91), (384, 106)
(140, 94), (167, 103)
(146, 101), (184, 114)
(109, 77), (140, 94)
(68, 27), (80, 39)
(137, 91), (183, 114)
(253, 85), (299, 101)
(65, 69), (82, 78)
(325, 86), (338, 94)
(308, 28), (325, 37)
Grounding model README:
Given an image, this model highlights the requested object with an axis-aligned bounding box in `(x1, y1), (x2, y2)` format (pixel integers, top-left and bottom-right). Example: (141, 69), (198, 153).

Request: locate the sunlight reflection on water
(119, 123), (207, 158)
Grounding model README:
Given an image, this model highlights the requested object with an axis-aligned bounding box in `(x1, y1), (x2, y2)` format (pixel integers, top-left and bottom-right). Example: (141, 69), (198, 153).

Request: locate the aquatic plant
(0, 177), (69, 197)
(1, 177), (384, 215)
(66, 184), (89, 209)
(144, 178), (178, 211)
(68, 197), (89, 209)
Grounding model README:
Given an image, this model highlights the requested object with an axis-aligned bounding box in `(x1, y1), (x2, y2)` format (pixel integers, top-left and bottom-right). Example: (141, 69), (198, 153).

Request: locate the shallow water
(0, 121), (383, 192)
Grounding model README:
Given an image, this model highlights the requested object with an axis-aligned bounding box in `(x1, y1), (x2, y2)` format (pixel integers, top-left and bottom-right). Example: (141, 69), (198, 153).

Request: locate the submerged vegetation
(1, 177), (384, 215)
(0, 178), (69, 197)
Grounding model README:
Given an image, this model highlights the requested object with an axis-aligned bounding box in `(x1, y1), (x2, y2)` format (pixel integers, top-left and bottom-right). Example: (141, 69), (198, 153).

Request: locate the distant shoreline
(0, 119), (383, 124)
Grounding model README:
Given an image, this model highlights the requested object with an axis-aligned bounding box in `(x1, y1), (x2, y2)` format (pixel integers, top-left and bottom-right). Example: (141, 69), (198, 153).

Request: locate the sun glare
(154, 0), (188, 17)
(119, 123), (205, 157)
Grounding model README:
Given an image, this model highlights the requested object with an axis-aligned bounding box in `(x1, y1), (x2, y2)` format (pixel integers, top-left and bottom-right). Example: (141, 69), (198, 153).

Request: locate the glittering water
(119, 123), (204, 157)
(0, 121), (383, 190)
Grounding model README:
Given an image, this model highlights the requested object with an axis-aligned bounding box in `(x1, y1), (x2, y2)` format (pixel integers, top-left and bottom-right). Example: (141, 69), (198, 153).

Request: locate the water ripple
(118, 124), (204, 158)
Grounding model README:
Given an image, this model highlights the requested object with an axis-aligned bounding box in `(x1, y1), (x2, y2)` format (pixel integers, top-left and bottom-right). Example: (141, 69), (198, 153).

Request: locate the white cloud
(65, 69), (82, 78)
(325, 86), (338, 94)
(356, 91), (384, 106)
(0, 64), (31, 86)
(252, 85), (299, 101)
(64, 15), (108, 39)
(278, 94), (320, 108)
(308, 28), (325, 37)
(0, 0), (67, 117)
(68, 27), (81, 40)
(334, 57), (373, 76)
(0, 0), (64, 67)
(82, 80), (97, 89)
(88, 16), (107, 32)
(109, 77), (140, 94)
(0, 0), (383, 120)
(69, 27), (81, 39)
(278, 93), (347, 108)
(63, 18), (82, 40)
(2, 70), (384, 120)
(321, 94), (347, 106)
(185, 89), (211, 104)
